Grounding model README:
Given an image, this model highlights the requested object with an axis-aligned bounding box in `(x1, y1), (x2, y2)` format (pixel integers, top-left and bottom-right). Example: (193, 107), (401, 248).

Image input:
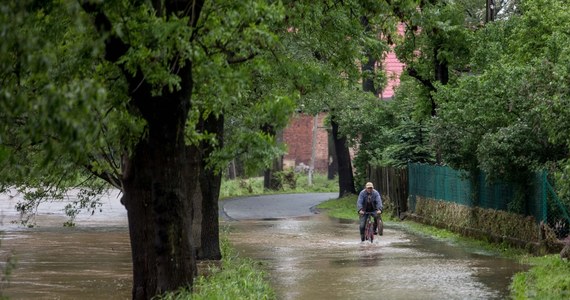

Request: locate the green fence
(408, 163), (549, 224)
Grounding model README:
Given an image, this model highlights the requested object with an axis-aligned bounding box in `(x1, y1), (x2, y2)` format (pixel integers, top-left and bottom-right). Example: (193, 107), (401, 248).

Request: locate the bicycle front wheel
(366, 218), (374, 243)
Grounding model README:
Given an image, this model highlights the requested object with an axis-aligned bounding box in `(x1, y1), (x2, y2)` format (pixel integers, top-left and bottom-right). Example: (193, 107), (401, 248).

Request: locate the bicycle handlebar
(359, 211), (382, 215)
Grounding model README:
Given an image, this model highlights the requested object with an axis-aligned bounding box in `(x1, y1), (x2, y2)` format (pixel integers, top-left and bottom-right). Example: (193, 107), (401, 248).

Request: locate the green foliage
(393, 0), (474, 84)
(339, 78), (436, 187)
(219, 172), (337, 199)
(511, 255), (570, 299)
(277, 0), (395, 114)
(157, 233), (275, 300)
(431, 0), (570, 189)
(0, 0), (297, 221)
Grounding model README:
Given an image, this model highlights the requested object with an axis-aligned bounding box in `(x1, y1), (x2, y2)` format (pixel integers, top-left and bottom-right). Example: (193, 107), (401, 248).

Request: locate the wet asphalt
(220, 193), (338, 220)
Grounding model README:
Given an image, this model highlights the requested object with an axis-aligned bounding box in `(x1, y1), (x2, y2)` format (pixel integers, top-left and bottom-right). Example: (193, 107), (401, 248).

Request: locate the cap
(365, 182), (374, 189)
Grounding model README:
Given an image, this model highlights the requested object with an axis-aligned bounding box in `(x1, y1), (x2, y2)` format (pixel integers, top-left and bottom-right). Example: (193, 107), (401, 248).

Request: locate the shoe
(374, 231), (378, 235)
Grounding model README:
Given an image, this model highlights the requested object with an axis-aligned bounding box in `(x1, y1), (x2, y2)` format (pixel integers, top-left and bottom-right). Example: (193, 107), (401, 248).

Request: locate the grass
(219, 172), (338, 199)
(316, 195), (358, 221)
(511, 255), (570, 299)
(157, 232), (275, 300)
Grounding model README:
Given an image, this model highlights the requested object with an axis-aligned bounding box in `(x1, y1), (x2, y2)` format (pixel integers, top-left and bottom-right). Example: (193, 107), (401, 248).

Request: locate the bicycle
(362, 211), (383, 243)
(363, 212), (376, 243)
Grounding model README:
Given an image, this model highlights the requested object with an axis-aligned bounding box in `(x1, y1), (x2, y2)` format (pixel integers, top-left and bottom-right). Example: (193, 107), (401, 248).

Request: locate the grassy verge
(316, 196), (570, 298)
(157, 233), (275, 300)
(316, 195), (358, 221)
(220, 172), (338, 199)
(511, 255), (570, 299)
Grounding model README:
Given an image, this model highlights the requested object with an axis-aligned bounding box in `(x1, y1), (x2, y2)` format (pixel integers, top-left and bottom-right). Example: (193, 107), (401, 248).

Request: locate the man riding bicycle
(357, 182), (383, 242)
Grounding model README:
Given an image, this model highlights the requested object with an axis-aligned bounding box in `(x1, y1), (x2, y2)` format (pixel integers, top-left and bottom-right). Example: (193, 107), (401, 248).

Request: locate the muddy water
(0, 190), (132, 299)
(227, 215), (528, 300)
(0, 191), (527, 300)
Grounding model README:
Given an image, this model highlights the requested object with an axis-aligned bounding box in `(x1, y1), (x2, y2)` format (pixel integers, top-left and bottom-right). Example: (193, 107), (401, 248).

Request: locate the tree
(0, 0), (289, 298)
(429, 0), (570, 212)
(278, 0), (398, 197)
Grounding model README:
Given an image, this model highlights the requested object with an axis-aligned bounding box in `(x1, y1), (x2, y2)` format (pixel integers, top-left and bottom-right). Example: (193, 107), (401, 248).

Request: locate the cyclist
(357, 182), (383, 242)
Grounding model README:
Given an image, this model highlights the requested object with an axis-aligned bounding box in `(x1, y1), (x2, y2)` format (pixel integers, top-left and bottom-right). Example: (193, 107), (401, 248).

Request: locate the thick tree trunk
(122, 139), (197, 299)
(82, 1), (206, 299)
(121, 63), (197, 299)
(122, 123), (197, 298)
(331, 116), (356, 197)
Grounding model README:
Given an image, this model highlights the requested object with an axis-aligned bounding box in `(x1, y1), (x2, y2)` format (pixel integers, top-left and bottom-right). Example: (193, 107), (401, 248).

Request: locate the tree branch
(79, 0), (129, 63)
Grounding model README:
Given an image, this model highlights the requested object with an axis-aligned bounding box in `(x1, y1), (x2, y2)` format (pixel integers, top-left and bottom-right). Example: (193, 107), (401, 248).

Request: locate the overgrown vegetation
(220, 172), (338, 199)
(157, 233), (275, 300)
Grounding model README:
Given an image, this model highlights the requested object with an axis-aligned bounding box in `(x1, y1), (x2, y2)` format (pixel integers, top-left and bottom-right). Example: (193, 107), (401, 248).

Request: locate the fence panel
(368, 166), (408, 216)
(407, 163), (548, 223)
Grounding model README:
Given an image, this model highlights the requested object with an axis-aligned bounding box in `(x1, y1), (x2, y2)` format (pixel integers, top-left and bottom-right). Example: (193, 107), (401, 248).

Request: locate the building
(282, 30), (405, 173)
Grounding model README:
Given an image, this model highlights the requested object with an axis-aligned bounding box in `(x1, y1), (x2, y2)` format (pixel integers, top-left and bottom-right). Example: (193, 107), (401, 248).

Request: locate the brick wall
(282, 112), (329, 172)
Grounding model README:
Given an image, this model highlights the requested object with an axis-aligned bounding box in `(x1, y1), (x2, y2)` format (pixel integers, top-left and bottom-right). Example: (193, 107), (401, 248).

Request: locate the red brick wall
(282, 112), (329, 172)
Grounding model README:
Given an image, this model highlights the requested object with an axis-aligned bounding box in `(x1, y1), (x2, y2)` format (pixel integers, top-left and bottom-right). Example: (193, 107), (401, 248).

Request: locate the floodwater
(227, 215), (528, 300)
(0, 191), (528, 299)
(0, 189), (132, 299)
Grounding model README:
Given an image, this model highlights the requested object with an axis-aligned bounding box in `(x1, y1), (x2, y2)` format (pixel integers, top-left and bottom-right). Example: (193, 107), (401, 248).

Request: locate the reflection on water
(226, 215), (528, 300)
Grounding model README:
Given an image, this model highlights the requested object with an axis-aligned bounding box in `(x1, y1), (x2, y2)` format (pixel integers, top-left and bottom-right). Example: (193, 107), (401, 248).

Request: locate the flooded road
(227, 215), (527, 300)
(0, 191), (527, 299)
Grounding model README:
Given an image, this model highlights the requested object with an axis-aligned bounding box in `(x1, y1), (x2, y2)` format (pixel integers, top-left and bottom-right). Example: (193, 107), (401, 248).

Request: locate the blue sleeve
(356, 191), (364, 211)
(376, 191), (383, 210)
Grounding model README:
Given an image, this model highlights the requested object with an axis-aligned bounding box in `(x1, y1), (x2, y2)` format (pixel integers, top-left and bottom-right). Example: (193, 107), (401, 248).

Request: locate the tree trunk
(331, 115), (356, 197)
(121, 66), (197, 299)
(196, 113), (223, 261)
(82, 1), (206, 298)
(360, 15), (379, 96)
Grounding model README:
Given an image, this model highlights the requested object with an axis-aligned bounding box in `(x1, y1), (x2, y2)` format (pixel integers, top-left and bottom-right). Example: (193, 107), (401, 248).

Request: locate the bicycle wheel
(366, 216), (374, 243)
(364, 216), (371, 241)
